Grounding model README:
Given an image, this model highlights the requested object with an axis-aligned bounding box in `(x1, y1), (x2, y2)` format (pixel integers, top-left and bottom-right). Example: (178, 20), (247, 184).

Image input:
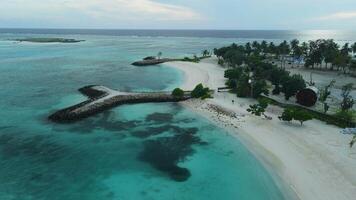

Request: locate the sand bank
(166, 57), (356, 200)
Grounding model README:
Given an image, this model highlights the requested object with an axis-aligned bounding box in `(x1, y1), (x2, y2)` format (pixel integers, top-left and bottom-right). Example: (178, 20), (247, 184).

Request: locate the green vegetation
(215, 42), (306, 99)
(202, 49), (210, 57)
(334, 110), (355, 123)
(281, 74), (306, 100)
(260, 95), (354, 128)
(278, 107), (294, 122)
(247, 98), (270, 118)
(172, 88), (184, 98)
(279, 107), (313, 126)
(319, 80), (335, 113)
(181, 56), (200, 63)
(191, 83), (211, 99)
(340, 83), (355, 111)
(14, 38), (84, 43)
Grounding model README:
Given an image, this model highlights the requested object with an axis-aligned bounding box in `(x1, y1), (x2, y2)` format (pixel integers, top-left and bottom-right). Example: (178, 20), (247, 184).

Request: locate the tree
(290, 39), (300, 66)
(236, 74), (251, 97)
(261, 40), (268, 55)
(319, 80), (335, 113)
(279, 107), (313, 125)
(252, 79), (268, 98)
(340, 83), (355, 111)
(252, 41), (261, 55)
(278, 40), (291, 68)
(352, 42), (356, 56)
(323, 39), (339, 70)
(224, 49), (245, 67)
(224, 68), (244, 80)
(247, 98), (270, 118)
(332, 52), (349, 72)
(202, 50), (210, 57)
(191, 83), (210, 99)
(245, 42), (252, 55)
(281, 74), (306, 100)
(157, 52), (162, 60)
(270, 67), (290, 94)
(278, 107), (294, 122)
(172, 88), (184, 98)
(341, 43), (351, 56)
(300, 42), (309, 57)
(268, 42), (277, 56)
(293, 109), (313, 125)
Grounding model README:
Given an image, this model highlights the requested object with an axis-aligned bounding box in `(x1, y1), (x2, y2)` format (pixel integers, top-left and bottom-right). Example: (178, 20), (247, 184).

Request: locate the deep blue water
(1, 29), (353, 200)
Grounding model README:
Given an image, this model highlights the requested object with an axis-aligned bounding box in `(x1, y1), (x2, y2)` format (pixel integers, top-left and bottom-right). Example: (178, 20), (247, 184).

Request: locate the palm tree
(157, 52), (162, 60)
(341, 43), (351, 56)
(323, 39), (339, 70)
(351, 42), (356, 56)
(245, 42), (252, 55)
(290, 39), (300, 67)
(300, 42), (309, 57)
(268, 42), (276, 55)
(278, 40), (290, 68)
(261, 40), (268, 55)
(252, 41), (261, 55)
(202, 49), (209, 57)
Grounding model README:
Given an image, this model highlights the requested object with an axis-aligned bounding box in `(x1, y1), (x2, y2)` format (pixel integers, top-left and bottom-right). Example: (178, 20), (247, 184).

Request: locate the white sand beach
(166, 58), (356, 200)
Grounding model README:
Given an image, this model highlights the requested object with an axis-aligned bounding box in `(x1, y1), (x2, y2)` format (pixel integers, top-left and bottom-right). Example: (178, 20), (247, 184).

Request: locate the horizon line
(0, 27), (355, 32)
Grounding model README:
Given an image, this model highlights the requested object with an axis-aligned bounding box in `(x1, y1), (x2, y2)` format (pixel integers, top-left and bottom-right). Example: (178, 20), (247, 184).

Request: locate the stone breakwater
(132, 58), (179, 66)
(49, 85), (191, 123)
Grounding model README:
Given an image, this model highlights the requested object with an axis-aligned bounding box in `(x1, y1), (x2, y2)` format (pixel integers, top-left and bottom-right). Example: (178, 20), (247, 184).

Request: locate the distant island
(13, 38), (84, 43)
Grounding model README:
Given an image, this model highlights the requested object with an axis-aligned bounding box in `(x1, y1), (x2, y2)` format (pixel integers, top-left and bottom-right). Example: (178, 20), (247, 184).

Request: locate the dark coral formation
(138, 127), (202, 182)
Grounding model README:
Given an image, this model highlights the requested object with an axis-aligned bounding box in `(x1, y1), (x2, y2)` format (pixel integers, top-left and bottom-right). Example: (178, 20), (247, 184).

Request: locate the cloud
(64, 0), (202, 21)
(0, 0), (203, 27)
(314, 11), (356, 21)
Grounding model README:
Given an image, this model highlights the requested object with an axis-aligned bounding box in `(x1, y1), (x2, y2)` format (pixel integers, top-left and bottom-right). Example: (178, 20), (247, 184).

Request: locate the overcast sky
(1, 0), (356, 29)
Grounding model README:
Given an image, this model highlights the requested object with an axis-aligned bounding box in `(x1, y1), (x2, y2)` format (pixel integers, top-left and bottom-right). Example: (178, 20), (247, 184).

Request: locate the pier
(49, 85), (191, 123)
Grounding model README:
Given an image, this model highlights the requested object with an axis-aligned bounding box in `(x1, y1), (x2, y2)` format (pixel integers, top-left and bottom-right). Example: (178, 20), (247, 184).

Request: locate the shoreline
(165, 57), (356, 200)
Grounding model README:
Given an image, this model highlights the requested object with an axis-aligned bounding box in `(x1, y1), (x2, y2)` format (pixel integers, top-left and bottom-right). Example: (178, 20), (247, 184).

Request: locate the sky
(0, 0), (356, 30)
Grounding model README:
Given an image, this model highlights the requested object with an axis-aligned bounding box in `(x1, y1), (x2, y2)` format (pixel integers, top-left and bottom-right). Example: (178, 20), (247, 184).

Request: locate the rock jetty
(49, 85), (191, 123)
(132, 58), (179, 66)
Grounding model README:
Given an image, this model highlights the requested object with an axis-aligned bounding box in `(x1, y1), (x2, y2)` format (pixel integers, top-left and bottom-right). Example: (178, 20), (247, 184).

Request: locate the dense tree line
(214, 39), (356, 75)
(218, 43), (306, 100)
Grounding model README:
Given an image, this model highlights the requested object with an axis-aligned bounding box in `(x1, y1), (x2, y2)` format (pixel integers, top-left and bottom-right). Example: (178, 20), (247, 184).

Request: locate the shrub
(340, 83), (354, 111)
(172, 88), (184, 98)
(191, 84), (210, 99)
(293, 109), (313, 125)
(278, 107), (294, 122)
(334, 110), (355, 122)
(279, 107), (313, 125)
(247, 99), (269, 118)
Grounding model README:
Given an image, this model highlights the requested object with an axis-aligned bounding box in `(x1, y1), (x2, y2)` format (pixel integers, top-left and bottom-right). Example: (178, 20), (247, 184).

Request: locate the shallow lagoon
(0, 34), (286, 199)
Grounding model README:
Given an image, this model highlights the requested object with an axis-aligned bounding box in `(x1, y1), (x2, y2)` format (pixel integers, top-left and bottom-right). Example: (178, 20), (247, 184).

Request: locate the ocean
(0, 29), (354, 200)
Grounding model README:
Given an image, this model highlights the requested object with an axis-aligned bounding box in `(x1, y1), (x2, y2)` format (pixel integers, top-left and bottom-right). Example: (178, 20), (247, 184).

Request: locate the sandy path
(166, 58), (356, 200)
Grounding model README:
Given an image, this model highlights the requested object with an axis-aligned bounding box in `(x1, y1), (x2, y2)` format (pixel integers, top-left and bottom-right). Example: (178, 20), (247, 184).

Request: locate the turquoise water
(0, 34), (289, 200)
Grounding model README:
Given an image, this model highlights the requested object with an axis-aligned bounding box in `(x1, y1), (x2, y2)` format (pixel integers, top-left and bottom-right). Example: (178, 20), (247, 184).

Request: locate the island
(13, 38), (84, 43)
